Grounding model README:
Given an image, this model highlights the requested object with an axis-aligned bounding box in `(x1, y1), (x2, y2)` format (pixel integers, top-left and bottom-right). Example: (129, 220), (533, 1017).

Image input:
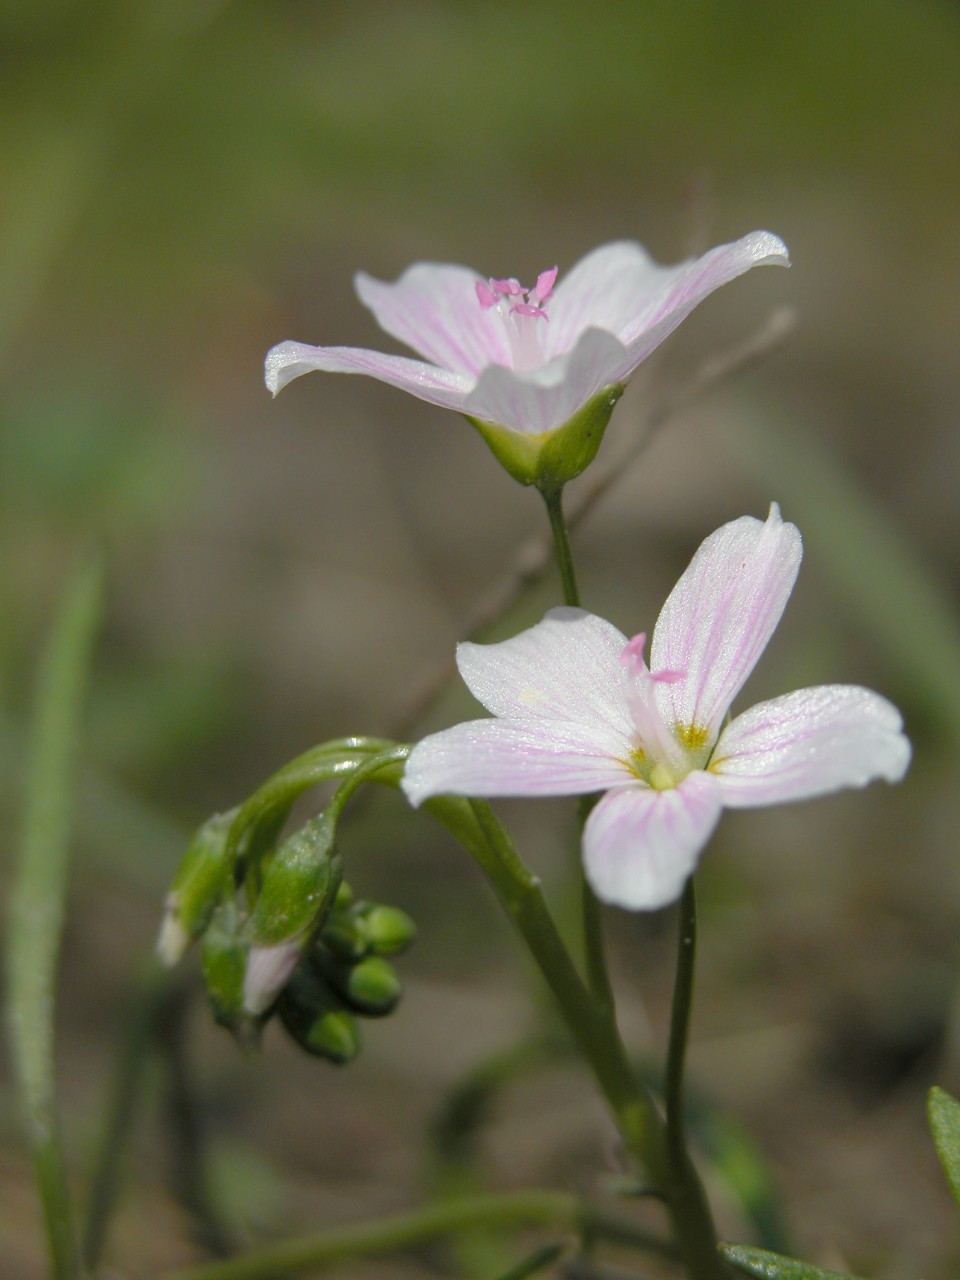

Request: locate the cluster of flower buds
(157, 804), (415, 1061)
(277, 881), (416, 1064)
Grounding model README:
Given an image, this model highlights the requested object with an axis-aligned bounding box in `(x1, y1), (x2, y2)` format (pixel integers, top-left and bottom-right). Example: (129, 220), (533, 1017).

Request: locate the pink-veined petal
(464, 327), (628, 434)
(651, 504), (802, 742)
(543, 232), (788, 367)
(401, 718), (633, 807)
(356, 263), (512, 375)
(612, 231), (790, 377)
(457, 607), (635, 744)
(265, 340), (473, 410)
(545, 241), (660, 356)
(710, 685), (911, 808)
(583, 772), (723, 911)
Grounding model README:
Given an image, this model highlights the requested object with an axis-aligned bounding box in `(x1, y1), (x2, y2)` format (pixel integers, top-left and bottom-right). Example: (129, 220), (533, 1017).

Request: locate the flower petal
(464, 327), (629, 434)
(356, 263), (512, 376)
(401, 717), (632, 806)
(457, 607), (635, 742)
(264, 340), (472, 410)
(544, 231), (789, 372)
(710, 685), (911, 807)
(545, 240), (662, 356)
(613, 231), (790, 377)
(651, 504), (802, 742)
(583, 772), (723, 911)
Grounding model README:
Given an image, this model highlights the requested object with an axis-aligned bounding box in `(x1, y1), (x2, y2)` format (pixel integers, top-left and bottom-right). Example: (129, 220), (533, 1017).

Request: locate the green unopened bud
(246, 812), (343, 949)
(295, 1008), (361, 1064)
(465, 383), (624, 489)
(337, 955), (402, 1017)
(157, 809), (237, 966)
(359, 904), (417, 956)
(201, 900), (250, 1031)
(279, 967), (361, 1064)
(334, 880), (354, 910)
(320, 910), (369, 961)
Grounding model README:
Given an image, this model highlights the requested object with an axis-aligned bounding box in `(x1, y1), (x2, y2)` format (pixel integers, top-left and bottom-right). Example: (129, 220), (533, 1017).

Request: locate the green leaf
(6, 554), (104, 1280)
(723, 1244), (864, 1280)
(723, 1244), (863, 1280)
(928, 1085), (960, 1205)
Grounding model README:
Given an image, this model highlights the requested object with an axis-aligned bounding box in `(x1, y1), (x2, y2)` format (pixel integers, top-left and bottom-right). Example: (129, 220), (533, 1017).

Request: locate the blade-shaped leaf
(723, 1243), (864, 1280)
(6, 555), (103, 1280)
(928, 1085), (960, 1205)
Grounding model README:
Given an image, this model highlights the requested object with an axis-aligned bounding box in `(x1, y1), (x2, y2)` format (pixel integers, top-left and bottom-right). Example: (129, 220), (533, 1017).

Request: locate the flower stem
(540, 484), (581, 608)
(155, 1190), (676, 1280)
(663, 877), (723, 1279)
(441, 799), (723, 1280)
(541, 487), (616, 1017)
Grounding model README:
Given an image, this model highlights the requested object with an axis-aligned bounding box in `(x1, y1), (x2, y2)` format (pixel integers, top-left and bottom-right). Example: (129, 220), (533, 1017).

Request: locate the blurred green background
(2, 1), (960, 1275)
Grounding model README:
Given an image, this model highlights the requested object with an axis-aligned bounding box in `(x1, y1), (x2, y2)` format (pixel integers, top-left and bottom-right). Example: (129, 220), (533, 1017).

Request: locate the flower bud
(246, 812), (343, 949)
(332, 955), (402, 1017)
(157, 809), (236, 967)
(358, 904), (417, 956)
(320, 910), (369, 961)
(279, 966), (361, 1064)
(200, 900), (250, 1031)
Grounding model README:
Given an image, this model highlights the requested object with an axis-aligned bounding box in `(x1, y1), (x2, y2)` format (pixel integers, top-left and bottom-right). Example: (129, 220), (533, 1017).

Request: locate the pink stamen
(533, 266), (558, 303)
(620, 633), (688, 772)
(475, 266), (559, 369)
(511, 302), (549, 319)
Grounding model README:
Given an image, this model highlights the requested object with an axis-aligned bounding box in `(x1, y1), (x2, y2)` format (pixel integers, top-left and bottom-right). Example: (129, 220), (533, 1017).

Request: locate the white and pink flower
(402, 506), (910, 910)
(265, 232), (788, 437)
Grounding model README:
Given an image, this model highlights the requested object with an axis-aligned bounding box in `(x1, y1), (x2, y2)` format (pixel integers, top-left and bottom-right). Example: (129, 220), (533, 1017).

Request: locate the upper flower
(265, 232), (789, 448)
(401, 506), (910, 911)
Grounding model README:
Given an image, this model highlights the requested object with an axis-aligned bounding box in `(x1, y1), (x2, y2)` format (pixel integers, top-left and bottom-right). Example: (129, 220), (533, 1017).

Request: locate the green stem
(441, 800), (722, 1278)
(82, 963), (173, 1268)
(540, 483), (581, 607)
(663, 877), (722, 1278)
(666, 878), (697, 1159)
(541, 490), (616, 1018)
(156, 1190), (675, 1280)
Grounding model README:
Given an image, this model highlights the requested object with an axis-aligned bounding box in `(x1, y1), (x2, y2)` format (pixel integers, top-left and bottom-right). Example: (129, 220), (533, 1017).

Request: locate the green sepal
(278, 965), (361, 1064)
(464, 383), (624, 489)
(928, 1085), (960, 1206)
(246, 812), (343, 949)
(200, 900), (251, 1031)
(723, 1244), (864, 1280)
(158, 808), (237, 965)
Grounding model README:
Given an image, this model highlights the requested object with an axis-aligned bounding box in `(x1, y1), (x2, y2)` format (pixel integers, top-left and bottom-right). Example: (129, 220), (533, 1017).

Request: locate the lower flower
(401, 506), (911, 910)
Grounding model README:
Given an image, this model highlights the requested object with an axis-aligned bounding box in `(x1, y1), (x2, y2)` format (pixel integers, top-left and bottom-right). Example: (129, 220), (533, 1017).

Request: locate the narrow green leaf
(723, 1243), (863, 1280)
(6, 555), (104, 1280)
(928, 1085), (960, 1205)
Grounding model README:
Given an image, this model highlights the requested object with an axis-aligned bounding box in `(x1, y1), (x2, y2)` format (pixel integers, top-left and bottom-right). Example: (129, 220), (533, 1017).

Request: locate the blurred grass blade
(928, 1086), (960, 1206)
(6, 555), (104, 1280)
(723, 401), (960, 746)
(723, 1243), (863, 1280)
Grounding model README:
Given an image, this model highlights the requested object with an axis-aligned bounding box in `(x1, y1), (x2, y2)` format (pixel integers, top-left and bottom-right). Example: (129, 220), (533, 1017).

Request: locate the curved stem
(433, 798), (723, 1279)
(156, 1190), (676, 1280)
